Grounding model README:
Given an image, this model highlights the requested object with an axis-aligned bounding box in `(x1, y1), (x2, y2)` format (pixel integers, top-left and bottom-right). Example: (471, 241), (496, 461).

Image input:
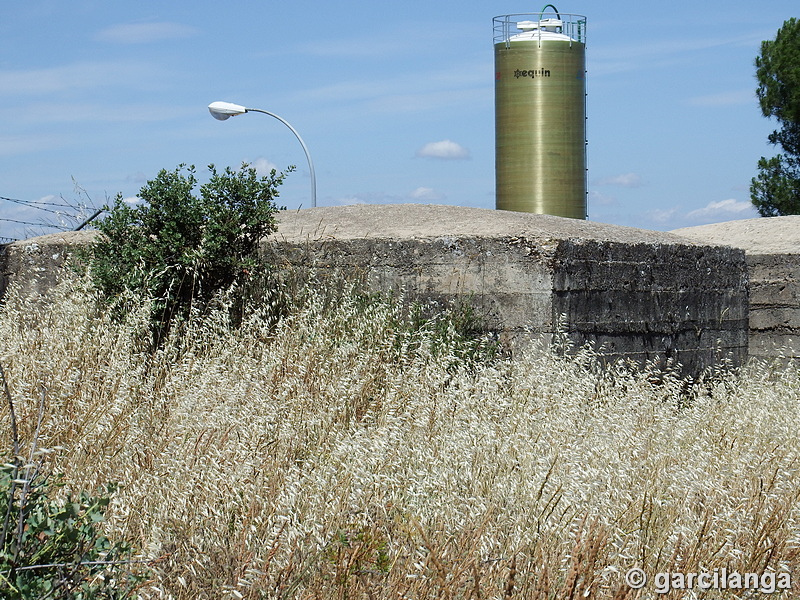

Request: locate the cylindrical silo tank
(493, 9), (587, 218)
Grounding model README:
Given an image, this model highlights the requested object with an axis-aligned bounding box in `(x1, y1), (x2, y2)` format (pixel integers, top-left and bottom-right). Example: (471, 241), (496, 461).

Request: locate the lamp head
(208, 101), (247, 120)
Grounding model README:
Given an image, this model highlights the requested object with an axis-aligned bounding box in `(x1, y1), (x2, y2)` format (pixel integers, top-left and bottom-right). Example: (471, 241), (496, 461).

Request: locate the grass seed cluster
(0, 277), (799, 599)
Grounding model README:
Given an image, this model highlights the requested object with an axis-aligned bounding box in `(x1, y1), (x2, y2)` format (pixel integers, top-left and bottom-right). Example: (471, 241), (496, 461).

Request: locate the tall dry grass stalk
(0, 277), (798, 598)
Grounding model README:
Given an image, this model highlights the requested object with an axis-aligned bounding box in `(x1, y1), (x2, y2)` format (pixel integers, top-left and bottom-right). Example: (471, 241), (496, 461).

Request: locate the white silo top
(510, 19), (575, 42)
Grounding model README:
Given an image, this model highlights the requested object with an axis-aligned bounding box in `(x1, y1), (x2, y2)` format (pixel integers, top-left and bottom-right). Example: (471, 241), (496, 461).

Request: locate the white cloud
(416, 140), (470, 160)
(126, 172), (149, 184)
(94, 22), (199, 44)
(332, 188), (447, 205)
(639, 199), (760, 230)
(594, 172), (643, 188)
(251, 157), (279, 176)
(332, 192), (400, 205)
(333, 196), (367, 205)
(589, 190), (616, 206)
(647, 207), (680, 226)
(686, 198), (758, 221)
(410, 187), (444, 201)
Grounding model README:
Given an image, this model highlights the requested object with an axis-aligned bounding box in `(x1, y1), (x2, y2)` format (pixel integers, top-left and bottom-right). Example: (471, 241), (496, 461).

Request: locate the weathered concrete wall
(551, 239), (747, 371)
(0, 231), (98, 300)
(263, 235), (558, 350)
(0, 205), (752, 376)
(673, 216), (800, 361)
(268, 205), (749, 374)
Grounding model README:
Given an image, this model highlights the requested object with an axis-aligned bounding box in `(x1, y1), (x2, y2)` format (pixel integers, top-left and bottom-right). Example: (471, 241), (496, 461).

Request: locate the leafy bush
(0, 470), (143, 599)
(87, 163), (287, 343)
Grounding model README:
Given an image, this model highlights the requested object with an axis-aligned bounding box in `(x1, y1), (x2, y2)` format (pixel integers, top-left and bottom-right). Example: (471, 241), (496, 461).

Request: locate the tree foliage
(87, 163), (287, 343)
(751, 17), (800, 216)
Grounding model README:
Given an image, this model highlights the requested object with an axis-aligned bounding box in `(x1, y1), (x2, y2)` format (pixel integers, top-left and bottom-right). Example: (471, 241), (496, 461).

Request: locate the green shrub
(403, 297), (500, 367)
(0, 469), (144, 599)
(86, 163), (287, 344)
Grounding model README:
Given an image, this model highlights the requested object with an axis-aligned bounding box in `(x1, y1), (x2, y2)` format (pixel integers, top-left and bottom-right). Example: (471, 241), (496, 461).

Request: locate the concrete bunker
(266, 204), (748, 375)
(1, 205), (750, 377)
(673, 216), (800, 362)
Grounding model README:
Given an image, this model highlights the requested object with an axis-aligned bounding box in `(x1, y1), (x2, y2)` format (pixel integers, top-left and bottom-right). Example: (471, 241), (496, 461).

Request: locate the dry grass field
(1, 278), (799, 598)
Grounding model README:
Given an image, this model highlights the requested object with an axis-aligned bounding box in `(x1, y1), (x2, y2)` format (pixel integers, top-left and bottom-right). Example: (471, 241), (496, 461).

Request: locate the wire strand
(0, 195), (85, 215)
(0, 217), (65, 228)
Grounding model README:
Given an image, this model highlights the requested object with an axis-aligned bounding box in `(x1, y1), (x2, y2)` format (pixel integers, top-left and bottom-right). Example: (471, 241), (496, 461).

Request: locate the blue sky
(1, 0), (797, 241)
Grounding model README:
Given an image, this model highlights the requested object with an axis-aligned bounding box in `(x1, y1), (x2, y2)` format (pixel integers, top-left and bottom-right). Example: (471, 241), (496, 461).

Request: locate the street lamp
(208, 101), (317, 208)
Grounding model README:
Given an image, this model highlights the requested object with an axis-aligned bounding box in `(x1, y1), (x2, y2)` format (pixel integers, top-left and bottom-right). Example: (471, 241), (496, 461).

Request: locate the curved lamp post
(208, 101), (317, 208)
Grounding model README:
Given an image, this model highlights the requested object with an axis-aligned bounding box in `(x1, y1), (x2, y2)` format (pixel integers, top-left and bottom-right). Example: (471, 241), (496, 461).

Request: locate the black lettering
(513, 68), (552, 79)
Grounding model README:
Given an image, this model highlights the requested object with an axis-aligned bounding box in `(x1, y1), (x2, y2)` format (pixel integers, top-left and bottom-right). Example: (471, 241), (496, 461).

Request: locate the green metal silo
(494, 7), (587, 218)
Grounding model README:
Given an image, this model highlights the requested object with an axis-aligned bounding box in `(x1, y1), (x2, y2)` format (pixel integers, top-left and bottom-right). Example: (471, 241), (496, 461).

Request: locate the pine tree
(751, 17), (800, 216)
